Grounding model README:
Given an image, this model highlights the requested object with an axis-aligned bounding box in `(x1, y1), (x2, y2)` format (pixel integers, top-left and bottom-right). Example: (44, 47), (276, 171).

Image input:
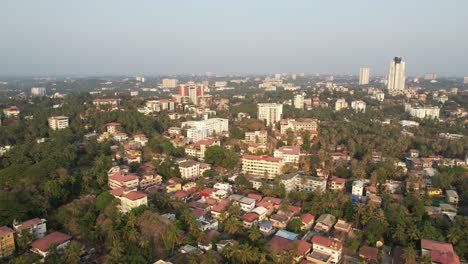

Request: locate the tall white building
(404, 104), (440, 119)
(181, 118), (229, 142)
(351, 100), (366, 113)
(258, 103), (283, 126)
(387, 57), (406, 94)
(161, 78), (178, 89)
(48, 116), (69, 130)
(31, 87), (46, 96)
(294, 94), (304, 109)
(359, 67), (370, 85)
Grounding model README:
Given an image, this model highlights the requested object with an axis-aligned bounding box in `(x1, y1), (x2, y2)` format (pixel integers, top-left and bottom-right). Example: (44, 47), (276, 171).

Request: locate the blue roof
(275, 229), (299, 240)
(259, 220), (272, 228)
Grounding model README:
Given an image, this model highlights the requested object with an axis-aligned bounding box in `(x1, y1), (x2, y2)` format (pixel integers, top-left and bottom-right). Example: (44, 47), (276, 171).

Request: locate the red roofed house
(13, 218), (47, 240)
(421, 239), (459, 264)
(269, 236), (312, 262)
(185, 139), (220, 161)
(307, 235), (343, 264)
(108, 172), (139, 190)
(109, 188), (148, 213)
(211, 199), (230, 220)
(30, 232), (71, 258)
(329, 176), (346, 191)
(3, 106), (20, 118)
(300, 213), (315, 231)
(242, 212), (259, 228)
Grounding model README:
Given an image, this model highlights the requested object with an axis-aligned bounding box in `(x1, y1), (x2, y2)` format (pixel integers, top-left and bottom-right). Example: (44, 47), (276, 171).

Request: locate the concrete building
(245, 130), (268, 144)
(242, 155), (283, 179)
(3, 107), (20, 118)
(109, 188), (148, 213)
(161, 78), (178, 89)
(30, 232), (71, 258)
(424, 73), (436, 81)
(446, 190), (459, 204)
(108, 172), (139, 190)
(335, 98), (348, 111)
(294, 94), (304, 109)
(352, 180), (365, 197)
(48, 116), (69, 130)
(351, 100), (366, 113)
(257, 103), (283, 126)
(280, 118), (318, 134)
(421, 239), (460, 264)
(359, 67), (370, 85)
(31, 87), (46, 96)
(178, 160), (200, 179)
(274, 146), (302, 164)
(307, 235), (343, 264)
(13, 218), (47, 240)
(185, 139), (220, 161)
(181, 118), (229, 143)
(387, 57), (406, 94)
(294, 175), (327, 193)
(0, 226), (15, 258)
(404, 104), (440, 119)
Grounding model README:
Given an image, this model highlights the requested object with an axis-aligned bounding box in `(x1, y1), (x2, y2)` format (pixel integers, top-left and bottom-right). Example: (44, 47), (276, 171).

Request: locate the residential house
(30, 232), (71, 258)
(13, 218), (47, 240)
(446, 190), (459, 204)
(178, 160), (200, 179)
(314, 214), (336, 232)
(185, 139), (220, 161)
(108, 172), (139, 190)
(300, 213), (315, 231)
(109, 188), (148, 213)
(421, 239), (460, 264)
(352, 180), (365, 197)
(307, 235), (343, 264)
(166, 178), (182, 193)
(269, 236), (312, 263)
(359, 246), (379, 263)
(0, 226), (15, 258)
(244, 130), (268, 144)
(329, 176), (346, 191)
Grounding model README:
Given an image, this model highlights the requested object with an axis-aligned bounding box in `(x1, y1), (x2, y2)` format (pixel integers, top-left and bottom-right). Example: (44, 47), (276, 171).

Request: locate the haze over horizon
(2, 0), (468, 77)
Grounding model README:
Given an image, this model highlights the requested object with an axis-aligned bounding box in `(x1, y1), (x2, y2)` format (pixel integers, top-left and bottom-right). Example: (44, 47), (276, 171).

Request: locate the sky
(1, 0), (468, 77)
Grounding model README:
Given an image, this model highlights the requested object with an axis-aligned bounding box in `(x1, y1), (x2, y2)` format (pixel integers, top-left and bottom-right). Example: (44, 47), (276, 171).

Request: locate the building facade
(258, 103), (283, 126)
(387, 57), (406, 94)
(359, 67), (370, 85)
(48, 116), (69, 130)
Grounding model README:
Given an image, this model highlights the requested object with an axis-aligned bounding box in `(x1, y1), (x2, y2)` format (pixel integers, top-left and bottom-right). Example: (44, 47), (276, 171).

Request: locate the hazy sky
(2, 0), (467, 77)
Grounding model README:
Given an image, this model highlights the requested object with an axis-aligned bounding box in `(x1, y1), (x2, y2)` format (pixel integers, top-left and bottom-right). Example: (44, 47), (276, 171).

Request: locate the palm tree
(224, 217), (242, 235)
(248, 227), (262, 242)
(402, 246), (416, 264)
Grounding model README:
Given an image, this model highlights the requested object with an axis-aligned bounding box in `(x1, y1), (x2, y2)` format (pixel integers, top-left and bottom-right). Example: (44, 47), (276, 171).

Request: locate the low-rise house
(30, 232), (71, 258)
(275, 229), (299, 240)
(166, 178), (182, 193)
(214, 182), (232, 192)
(13, 218), (47, 240)
(307, 235), (343, 264)
(270, 214), (289, 229)
(328, 176), (346, 191)
(0, 226), (15, 258)
(333, 219), (352, 233)
(139, 175), (162, 190)
(113, 131), (129, 142)
(216, 240), (236, 253)
(359, 245), (379, 263)
(210, 189), (228, 200)
(314, 214), (336, 232)
(269, 236), (312, 263)
(300, 213), (315, 231)
(229, 195), (256, 212)
(421, 239), (460, 264)
(210, 199), (230, 220)
(352, 180), (365, 197)
(259, 220), (275, 236)
(446, 190), (459, 204)
(198, 230), (220, 251)
(106, 122), (121, 134)
(242, 212), (259, 228)
(109, 188), (148, 213)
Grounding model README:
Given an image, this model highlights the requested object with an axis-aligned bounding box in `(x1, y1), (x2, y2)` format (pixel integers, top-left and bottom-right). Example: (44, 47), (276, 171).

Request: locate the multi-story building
(178, 160), (200, 179)
(404, 104), (440, 119)
(257, 103), (283, 126)
(3, 107), (20, 118)
(294, 94), (304, 109)
(31, 87), (46, 96)
(185, 139), (220, 161)
(424, 73), (436, 81)
(244, 130), (268, 144)
(139, 175), (162, 190)
(334, 98), (348, 111)
(176, 82), (207, 105)
(48, 116), (69, 130)
(352, 180), (365, 197)
(307, 235), (343, 264)
(351, 100), (366, 113)
(464, 77), (468, 84)
(242, 155), (283, 179)
(280, 118), (318, 134)
(108, 172), (139, 190)
(446, 190), (459, 204)
(0, 226), (15, 258)
(294, 175), (327, 193)
(30, 232), (71, 258)
(13, 218), (47, 240)
(109, 188), (148, 213)
(92, 98), (121, 107)
(145, 99), (175, 112)
(274, 146), (302, 164)
(387, 57), (406, 94)
(161, 78), (178, 89)
(359, 67), (370, 85)
(181, 118), (229, 143)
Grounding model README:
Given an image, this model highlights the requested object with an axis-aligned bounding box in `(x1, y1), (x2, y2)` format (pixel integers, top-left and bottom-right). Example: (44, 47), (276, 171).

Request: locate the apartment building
(257, 103), (283, 126)
(294, 175), (327, 193)
(181, 118), (229, 143)
(404, 104), (440, 119)
(351, 100), (366, 113)
(161, 78), (178, 89)
(280, 118), (318, 134)
(48, 116), (69, 130)
(0, 226), (15, 258)
(178, 160), (200, 179)
(92, 98), (121, 107)
(3, 107), (20, 118)
(244, 130), (268, 144)
(242, 155), (283, 179)
(108, 172), (139, 190)
(274, 146), (303, 164)
(352, 180), (365, 197)
(110, 188), (148, 213)
(185, 139), (220, 161)
(334, 98), (348, 111)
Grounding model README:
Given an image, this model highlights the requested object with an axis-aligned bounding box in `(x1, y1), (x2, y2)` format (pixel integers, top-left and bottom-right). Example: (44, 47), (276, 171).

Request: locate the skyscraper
(387, 57), (406, 94)
(359, 67), (370, 85)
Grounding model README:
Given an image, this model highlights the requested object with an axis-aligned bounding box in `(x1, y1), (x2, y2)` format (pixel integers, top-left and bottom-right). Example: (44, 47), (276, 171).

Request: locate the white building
(13, 218), (47, 240)
(351, 100), (366, 113)
(294, 94), (304, 109)
(387, 57), (406, 94)
(185, 139), (220, 161)
(48, 116), (69, 130)
(294, 175), (327, 193)
(307, 235), (343, 264)
(31, 87), (46, 96)
(245, 130), (268, 144)
(352, 180), (365, 197)
(110, 189), (148, 213)
(257, 103), (283, 126)
(161, 78), (178, 89)
(178, 160), (200, 179)
(280, 118), (318, 134)
(181, 118), (229, 142)
(424, 73), (436, 81)
(404, 104), (440, 119)
(335, 98), (348, 111)
(274, 146), (302, 164)
(359, 67), (370, 85)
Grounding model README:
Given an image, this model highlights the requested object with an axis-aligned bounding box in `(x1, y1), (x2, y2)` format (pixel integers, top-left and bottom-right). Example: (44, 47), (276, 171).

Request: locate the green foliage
(286, 218), (303, 233)
(204, 145), (239, 169)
